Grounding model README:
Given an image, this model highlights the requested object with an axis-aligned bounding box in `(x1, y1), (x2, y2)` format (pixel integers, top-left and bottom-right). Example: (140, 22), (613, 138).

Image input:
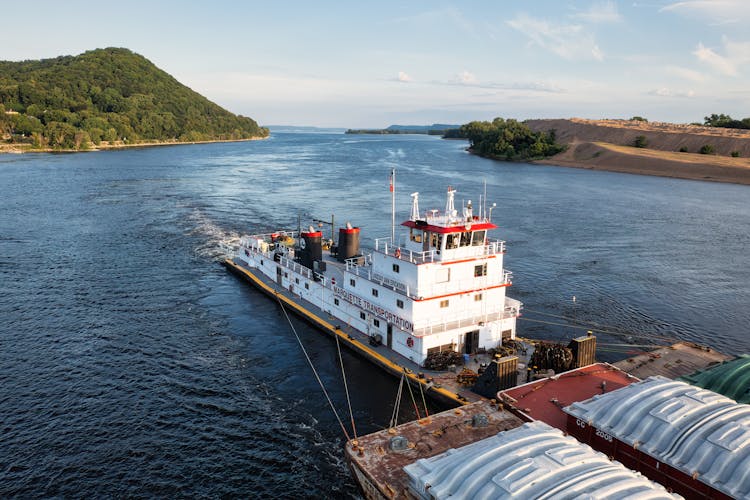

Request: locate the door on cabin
(464, 330), (479, 354)
(387, 324), (393, 349)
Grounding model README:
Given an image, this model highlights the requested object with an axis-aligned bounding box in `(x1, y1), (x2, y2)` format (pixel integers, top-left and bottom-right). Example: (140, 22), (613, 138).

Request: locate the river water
(1, 132), (748, 497)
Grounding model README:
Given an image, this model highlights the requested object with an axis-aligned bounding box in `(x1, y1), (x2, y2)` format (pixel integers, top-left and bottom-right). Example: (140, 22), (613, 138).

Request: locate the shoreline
(533, 141), (750, 186)
(0, 135), (268, 155)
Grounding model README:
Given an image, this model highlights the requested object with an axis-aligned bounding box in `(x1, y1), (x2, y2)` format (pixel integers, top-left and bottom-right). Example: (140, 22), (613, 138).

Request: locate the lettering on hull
(333, 285), (413, 332)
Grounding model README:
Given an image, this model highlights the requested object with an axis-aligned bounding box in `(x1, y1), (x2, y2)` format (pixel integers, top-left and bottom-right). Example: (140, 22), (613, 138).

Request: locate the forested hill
(0, 48), (268, 150)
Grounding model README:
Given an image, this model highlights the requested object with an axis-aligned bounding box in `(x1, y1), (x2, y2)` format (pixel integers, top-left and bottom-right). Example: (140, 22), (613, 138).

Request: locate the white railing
(373, 237), (505, 263)
(412, 307), (520, 337)
(278, 255), (313, 279)
(374, 238), (437, 263)
(504, 270), (513, 285)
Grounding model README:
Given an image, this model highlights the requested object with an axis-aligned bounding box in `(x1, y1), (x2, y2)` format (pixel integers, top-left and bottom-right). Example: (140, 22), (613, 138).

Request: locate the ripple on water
(1, 134), (749, 496)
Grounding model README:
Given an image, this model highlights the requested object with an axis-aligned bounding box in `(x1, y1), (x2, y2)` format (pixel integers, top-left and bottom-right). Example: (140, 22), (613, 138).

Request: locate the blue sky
(3, 1), (750, 127)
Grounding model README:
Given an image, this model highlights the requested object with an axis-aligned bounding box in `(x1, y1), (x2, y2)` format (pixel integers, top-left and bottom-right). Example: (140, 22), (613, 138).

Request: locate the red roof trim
(401, 220), (497, 234)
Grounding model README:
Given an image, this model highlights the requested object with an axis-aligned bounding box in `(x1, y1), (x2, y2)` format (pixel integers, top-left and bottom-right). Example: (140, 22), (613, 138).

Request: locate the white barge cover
(403, 420), (679, 499)
(565, 375), (750, 499)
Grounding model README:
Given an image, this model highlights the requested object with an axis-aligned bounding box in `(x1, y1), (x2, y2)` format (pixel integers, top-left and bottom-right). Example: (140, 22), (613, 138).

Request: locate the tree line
(451, 118), (566, 161)
(703, 113), (750, 130)
(0, 48), (268, 150)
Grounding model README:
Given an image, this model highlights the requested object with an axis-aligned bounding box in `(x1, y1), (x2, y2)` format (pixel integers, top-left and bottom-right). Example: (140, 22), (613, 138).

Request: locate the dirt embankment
(525, 118), (750, 185)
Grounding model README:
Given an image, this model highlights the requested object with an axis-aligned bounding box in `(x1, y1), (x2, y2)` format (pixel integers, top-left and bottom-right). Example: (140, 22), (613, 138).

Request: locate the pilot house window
(474, 264), (487, 277)
(472, 230), (486, 246)
(446, 234), (460, 250)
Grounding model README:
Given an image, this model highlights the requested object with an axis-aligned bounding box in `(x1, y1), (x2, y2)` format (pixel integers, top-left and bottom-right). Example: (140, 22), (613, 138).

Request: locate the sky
(2, 0), (750, 127)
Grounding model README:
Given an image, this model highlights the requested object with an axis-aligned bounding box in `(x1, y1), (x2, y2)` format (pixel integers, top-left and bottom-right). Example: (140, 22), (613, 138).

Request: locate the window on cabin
(373, 319), (380, 328)
(440, 299), (449, 308)
(350, 278), (355, 287)
(460, 231), (471, 247)
(475, 293), (483, 302)
(430, 233), (438, 247)
(372, 288), (378, 297)
(334, 298), (339, 306)
(392, 264), (400, 273)
(410, 229), (423, 243)
(305, 283), (309, 289)
(474, 264), (487, 277)
(396, 299), (404, 309)
(360, 312), (366, 320)
(295, 277), (299, 284)
(472, 230), (486, 246)
(446, 234), (459, 249)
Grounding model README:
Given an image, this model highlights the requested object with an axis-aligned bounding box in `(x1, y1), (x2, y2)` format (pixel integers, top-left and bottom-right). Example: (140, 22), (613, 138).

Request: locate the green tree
(0, 47), (268, 150)
(459, 118), (565, 161)
(633, 135), (648, 148)
(699, 144), (715, 155)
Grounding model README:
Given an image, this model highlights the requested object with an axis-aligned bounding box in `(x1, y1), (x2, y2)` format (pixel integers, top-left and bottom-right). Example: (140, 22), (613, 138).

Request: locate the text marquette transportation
(224, 173), (522, 405)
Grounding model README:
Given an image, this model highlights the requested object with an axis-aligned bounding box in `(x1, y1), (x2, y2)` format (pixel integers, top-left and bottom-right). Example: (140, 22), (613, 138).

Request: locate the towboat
(224, 181), (523, 405)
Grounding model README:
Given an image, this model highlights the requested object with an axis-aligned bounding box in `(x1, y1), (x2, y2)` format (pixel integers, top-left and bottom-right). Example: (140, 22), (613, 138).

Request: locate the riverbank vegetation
(0, 48), (268, 151)
(458, 118), (566, 161)
(704, 113), (750, 130)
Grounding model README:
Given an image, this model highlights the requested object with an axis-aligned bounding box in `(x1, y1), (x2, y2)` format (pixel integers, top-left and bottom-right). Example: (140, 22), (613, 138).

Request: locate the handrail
(412, 306), (521, 337)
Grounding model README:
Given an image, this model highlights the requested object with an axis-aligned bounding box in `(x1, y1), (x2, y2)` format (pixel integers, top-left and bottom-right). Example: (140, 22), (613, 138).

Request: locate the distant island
(346, 124), (460, 135)
(0, 48), (268, 153)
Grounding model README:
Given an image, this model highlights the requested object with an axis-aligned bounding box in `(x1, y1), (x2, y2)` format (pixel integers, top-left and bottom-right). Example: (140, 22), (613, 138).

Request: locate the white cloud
(693, 37), (750, 76)
(649, 87), (696, 97)
(572, 1), (622, 23)
(506, 14), (604, 61)
(398, 71), (412, 82)
(661, 1), (750, 25)
(458, 70), (476, 84)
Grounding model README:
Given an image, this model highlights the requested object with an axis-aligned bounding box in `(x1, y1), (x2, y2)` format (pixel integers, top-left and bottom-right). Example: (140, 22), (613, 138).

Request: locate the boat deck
(498, 362), (638, 430)
(612, 341), (731, 380)
(346, 400), (524, 499)
(225, 257), (532, 407)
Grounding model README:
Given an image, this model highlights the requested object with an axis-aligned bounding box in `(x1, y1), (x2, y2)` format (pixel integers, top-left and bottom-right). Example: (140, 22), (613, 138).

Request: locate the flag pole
(391, 168), (396, 247)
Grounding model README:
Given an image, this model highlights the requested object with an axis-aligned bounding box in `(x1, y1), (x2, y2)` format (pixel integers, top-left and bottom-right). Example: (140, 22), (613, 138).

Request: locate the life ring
(406, 336), (414, 348)
(394, 248), (401, 259)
